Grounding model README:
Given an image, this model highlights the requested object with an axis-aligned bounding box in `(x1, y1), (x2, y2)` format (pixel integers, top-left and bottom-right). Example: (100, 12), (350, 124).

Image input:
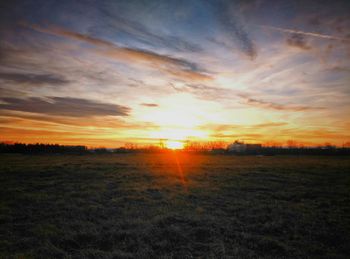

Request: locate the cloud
(240, 95), (324, 111)
(171, 83), (324, 112)
(0, 126), (82, 137)
(0, 72), (70, 85)
(0, 112), (159, 131)
(23, 23), (212, 81)
(199, 122), (287, 133)
(272, 128), (350, 141)
(140, 103), (159, 107)
(226, 19), (257, 59)
(163, 69), (212, 81)
(327, 66), (350, 73)
(262, 25), (350, 42)
(24, 23), (115, 47)
(212, 1), (257, 59)
(0, 97), (130, 117)
(90, 8), (203, 53)
(253, 122), (288, 128)
(286, 34), (311, 50)
(211, 133), (263, 139)
(0, 86), (26, 97)
(170, 83), (231, 100)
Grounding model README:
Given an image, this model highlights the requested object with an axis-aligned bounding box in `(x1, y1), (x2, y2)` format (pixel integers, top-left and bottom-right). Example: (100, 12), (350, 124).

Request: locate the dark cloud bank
(0, 97), (130, 117)
(0, 72), (70, 86)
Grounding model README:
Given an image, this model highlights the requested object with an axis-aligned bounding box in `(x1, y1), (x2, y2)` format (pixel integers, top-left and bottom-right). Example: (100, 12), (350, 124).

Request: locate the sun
(166, 140), (184, 150)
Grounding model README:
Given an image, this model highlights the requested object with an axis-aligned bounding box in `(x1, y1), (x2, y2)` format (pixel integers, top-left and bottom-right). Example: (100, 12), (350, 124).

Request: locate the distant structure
(227, 140), (246, 152)
(227, 140), (262, 153)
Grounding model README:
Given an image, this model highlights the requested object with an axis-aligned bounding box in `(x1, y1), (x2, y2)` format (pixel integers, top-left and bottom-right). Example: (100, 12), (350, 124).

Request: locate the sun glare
(166, 140), (184, 150)
(149, 128), (208, 142)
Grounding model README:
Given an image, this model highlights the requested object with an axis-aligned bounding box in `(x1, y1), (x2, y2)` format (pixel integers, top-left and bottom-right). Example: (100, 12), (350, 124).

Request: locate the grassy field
(0, 153), (349, 258)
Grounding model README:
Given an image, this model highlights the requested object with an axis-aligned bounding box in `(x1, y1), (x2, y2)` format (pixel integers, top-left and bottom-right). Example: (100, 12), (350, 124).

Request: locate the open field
(0, 153), (349, 258)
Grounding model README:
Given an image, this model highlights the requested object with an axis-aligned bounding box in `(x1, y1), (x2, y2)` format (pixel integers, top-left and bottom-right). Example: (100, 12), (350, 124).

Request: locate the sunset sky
(0, 0), (349, 147)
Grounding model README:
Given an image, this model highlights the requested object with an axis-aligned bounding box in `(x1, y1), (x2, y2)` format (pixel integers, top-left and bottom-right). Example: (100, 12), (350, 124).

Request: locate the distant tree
(343, 142), (350, 148)
(323, 142), (335, 149)
(124, 143), (138, 150)
(286, 140), (298, 148)
(184, 141), (204, 151)
(207, 141), (226, 150)
(263, 141), (282, 147)
(0, 142), (87, 154)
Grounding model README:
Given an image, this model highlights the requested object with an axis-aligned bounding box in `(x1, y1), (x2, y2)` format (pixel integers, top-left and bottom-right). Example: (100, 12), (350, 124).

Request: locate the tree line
(0, 143), (88, 154)
(1, 142), (349, 155)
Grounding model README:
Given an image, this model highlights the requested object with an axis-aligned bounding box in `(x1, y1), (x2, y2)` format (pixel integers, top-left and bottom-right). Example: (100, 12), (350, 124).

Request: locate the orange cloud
(240, 96), (324, 111)
(0, 96), (130, 117)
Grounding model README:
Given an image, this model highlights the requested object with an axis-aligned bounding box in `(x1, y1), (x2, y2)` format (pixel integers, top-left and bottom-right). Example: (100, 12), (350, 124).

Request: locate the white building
(227, 140), (262, 153)
(227, 140), (246, 152)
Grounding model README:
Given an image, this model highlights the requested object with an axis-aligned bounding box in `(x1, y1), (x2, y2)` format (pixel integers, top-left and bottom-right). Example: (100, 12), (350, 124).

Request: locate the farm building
(227, 140), (262, 153)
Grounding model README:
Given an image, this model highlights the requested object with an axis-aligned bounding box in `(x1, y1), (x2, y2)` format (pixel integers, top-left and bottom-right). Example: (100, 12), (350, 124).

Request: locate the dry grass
(0, 153), (349, 258)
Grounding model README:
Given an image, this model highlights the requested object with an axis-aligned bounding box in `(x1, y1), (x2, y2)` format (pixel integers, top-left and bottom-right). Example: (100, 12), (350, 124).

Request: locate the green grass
(0, 153), (349, 258)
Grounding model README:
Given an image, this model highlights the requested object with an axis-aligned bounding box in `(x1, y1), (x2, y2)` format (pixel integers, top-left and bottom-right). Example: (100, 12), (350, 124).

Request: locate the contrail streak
(261, 25), (350, 42)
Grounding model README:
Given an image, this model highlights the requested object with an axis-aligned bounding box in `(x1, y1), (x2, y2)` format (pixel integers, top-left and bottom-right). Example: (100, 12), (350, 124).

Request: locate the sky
(0, 0), (349, 147)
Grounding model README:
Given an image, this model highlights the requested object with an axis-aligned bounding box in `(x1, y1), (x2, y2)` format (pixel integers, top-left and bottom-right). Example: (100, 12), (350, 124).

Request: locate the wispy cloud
(170, 83), (232, 101)
(253, 122), (288, 128)
(200, 121), (288, 132)
(262, 25), (350, 42)
(0, 72), (70, 85)
(0, 86), (26, 98)
(91, 7), (203, 52)
(212, 1), (257, 59)
(210, 133), (263, 139)
(140, 103), (159, 107)
(240, 95), (324, 111)
(0, 97), (130, 117)
(170, 82), (325, 112)
(286, 34), (311, 50)
(0, 113), (159, 130)
(23, 23), (212, 81)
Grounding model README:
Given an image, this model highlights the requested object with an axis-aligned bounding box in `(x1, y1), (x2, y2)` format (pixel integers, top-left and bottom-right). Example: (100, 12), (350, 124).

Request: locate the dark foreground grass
(0, 153), (349, 258)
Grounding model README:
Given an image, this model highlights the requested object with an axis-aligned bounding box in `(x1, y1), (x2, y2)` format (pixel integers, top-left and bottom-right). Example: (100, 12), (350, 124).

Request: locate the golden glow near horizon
(166, 140), (184, 150)
(0, 1), (349, 147)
